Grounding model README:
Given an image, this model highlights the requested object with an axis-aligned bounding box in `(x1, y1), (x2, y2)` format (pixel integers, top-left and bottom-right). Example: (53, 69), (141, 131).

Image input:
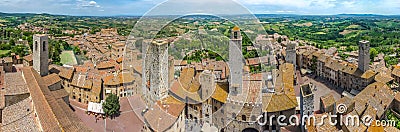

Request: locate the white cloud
(342, 1), (355, 8)
(77, 0), (100, 8)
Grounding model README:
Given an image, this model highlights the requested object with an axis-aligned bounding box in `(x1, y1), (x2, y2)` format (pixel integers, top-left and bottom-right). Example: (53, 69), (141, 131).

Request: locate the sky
(0, 0), (399, 16)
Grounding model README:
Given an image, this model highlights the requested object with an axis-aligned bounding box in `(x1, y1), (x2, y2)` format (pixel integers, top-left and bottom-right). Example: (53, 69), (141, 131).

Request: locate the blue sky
(0, 0), (399, 16)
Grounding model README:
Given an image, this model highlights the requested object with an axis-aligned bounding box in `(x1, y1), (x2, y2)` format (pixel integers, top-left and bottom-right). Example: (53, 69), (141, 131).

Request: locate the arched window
(234, 32), (238, 39)
(35, 41), (38, 51)
(43, 41), (46, 51)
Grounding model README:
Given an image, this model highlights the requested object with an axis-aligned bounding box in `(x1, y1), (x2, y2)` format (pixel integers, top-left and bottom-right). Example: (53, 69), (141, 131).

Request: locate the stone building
(143, 39), (169, 104)
(103, 72), (135, 98)
(0, 57), (12, 72)
(111, 41), (125, 59)
(229, 26), (243, 95)
(68, 63), (103, 104)
(1, 67), (80, 131)
(319, 93), (336, 113)
(49, 65), (75, 96)
(33, 34), (49, 76)
(285, 42), (296, 67)
(297, 40), (376, 92)
(23, 54), (33, 66)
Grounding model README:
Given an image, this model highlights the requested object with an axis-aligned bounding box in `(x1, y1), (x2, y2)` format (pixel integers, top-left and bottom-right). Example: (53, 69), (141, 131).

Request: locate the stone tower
(144, 39), (169, 103)
(229, 26), (243, 95)
(33, 34), (49, 76)
(199, 70), (215, 125)
(286, 42), (297, 68)
(358, 40), (370, 72)
(300, 83), (314, 132)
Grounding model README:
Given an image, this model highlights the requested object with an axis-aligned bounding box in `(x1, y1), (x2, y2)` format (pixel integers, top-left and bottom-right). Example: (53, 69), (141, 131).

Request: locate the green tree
(277, 37), (282, 43)
(102, 94), (120, 118)
(370, 47), (378, 60)
(73, 46), (81, 55)
(9, 38), (15, 46)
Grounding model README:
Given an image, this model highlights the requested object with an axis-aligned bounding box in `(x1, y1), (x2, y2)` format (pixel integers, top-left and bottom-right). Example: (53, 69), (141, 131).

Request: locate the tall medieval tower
(33, 34), (49, 76)
(358, 40), (370, 72)
(143, 39), (169, 104)
(229, 26), (243, 95)
(286, 42), (296, 68)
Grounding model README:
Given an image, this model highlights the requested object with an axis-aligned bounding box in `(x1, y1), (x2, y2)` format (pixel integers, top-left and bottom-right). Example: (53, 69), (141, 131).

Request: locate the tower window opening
(35, 41), (38, 51)
(43, 41), (46, 51)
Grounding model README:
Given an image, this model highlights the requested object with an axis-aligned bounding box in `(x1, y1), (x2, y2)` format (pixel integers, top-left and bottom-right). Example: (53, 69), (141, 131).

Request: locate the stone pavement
(70, 97), (145, 132)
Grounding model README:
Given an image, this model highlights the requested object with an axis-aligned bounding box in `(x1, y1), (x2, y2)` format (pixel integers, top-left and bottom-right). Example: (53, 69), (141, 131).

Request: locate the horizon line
(1, 11), (400, 17)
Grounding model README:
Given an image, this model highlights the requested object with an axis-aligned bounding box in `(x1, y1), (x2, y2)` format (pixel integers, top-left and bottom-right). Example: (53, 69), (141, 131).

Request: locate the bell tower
(229, 26), (243, 95)
(33, 34), (49, 76)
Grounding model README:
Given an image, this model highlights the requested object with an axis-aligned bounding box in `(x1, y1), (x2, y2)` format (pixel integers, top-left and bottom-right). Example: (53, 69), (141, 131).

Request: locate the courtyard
(295, 70), (343, 112)
(70, 96), (145, 132)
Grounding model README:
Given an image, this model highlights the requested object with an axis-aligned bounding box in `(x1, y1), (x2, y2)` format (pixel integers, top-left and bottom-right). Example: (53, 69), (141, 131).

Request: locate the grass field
(60, 51), (77, 65)
(0, 50), (10, 55)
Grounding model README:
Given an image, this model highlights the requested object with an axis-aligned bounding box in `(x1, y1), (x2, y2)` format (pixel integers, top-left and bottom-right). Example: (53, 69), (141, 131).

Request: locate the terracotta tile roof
(306, 113), (338, 132)
(103, 72), (135, 86)
(317, 54), (329, 63)
(375, 72), (394, 83)
(262, 93), (297, 112)
(353, 82), (394, 118)
(1, 57), (12, 63)
(96, 61), (115, 69)
(156, 96), (185, 117)
(144, 96), (185, 132)
(91, 80), (102, 96)
(362, 105), (377, 120)
(246, 58), (260, 66)
(1, 97), (40, 131)
(211, 83), (228, 103)
(232, 26), (240, 31)
(51, 88), (69, 99)
(384, 126), (400, 132)
(54, 66), (75, 80)
(368, 120), (385, 132)
(23, 54), (32, 61)
(360, 70), (376, 79)
(342, 110), (367, 132)
(21, 67), (63, 131)
(169, 80), (201, 101)
(4, 72), (29, 95)
(43, 73), (62, 86)
(393, 66), (400, 77)
(342, 63), (363, 77)
(335, 96), (355, 114)
(144, 104), (177, 132)
(22, 67), (92, 132)
(71, 73), (93, 89)
(1, 98), (34, 126)
(178, 67), (196, 91)
(320, 93), (335, 109)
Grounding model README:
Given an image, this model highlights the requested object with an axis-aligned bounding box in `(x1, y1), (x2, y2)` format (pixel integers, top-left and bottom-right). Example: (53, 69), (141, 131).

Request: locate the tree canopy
(102, 94), (120, 117)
